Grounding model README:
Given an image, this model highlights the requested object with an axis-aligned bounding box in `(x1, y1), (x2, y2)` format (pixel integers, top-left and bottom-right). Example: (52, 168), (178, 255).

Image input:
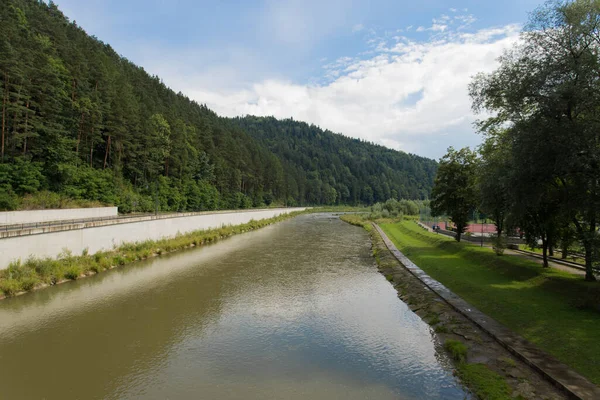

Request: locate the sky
(53, 0), (543, 160)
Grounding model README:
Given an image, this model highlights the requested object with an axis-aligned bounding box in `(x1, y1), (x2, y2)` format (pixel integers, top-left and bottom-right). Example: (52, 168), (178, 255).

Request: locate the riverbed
(0, 213), (467, 399)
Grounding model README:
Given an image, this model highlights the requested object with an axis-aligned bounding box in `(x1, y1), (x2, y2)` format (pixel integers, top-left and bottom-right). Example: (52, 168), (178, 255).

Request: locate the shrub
(0, 279), (21, 296)
(20, 276), (40, 291)
(64, 265), (82, 280)
(492, 236), (507, 256)
(444, 339), (468, 363)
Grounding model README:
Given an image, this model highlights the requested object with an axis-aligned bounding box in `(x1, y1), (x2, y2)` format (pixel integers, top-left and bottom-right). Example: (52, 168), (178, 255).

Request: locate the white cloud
(352, 23), (365, 32)
(180, 24), (519, 158)
(140, 14), (520, 159)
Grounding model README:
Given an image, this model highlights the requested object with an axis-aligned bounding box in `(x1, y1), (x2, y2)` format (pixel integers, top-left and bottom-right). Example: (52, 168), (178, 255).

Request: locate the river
(0, 213), (467, 399)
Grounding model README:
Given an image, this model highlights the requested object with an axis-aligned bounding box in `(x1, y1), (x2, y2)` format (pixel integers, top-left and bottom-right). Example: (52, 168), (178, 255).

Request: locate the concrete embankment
(0, 208), (306, 270)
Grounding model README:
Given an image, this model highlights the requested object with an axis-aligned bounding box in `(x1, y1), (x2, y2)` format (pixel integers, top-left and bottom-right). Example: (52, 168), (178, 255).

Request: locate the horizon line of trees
(431, 0), (600, 282)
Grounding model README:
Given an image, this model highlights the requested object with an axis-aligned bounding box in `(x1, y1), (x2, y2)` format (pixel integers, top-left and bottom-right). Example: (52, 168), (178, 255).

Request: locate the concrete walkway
(504, 249), (588, 276)
(374, 223), (600, 400)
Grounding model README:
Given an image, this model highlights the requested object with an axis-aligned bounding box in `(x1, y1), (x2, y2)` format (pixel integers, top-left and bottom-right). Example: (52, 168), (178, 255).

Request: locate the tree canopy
(469, 0), (600, 280)
(430, 147), (478, 242)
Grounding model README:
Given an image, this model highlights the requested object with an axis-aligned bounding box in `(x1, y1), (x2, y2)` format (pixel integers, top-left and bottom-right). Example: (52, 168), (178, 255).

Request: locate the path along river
(0, 213), (467, 399)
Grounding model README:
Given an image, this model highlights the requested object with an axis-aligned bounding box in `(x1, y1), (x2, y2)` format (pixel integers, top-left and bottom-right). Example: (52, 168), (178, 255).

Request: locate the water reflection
(0, 213), (466, 399)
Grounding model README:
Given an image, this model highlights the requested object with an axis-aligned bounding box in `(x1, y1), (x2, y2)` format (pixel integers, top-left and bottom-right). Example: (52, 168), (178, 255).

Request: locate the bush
(64, 265), (82, 280)
(492, 236), (507, 256)
(20, 276), (40, 291)
(0, 279), (21, 296)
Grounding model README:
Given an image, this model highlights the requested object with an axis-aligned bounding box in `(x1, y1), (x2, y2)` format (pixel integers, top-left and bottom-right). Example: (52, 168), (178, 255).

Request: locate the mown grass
(380, 220), (600, 385)
(0, 210), (306, 298)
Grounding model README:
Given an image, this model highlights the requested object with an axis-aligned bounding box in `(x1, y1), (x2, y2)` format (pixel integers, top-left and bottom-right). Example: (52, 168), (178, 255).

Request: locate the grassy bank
(380, 220), (600, 385)
(0, 210), (306, 298)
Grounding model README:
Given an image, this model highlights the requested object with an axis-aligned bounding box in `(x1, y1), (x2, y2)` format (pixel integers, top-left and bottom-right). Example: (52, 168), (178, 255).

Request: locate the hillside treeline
(0, 0), (435, 212)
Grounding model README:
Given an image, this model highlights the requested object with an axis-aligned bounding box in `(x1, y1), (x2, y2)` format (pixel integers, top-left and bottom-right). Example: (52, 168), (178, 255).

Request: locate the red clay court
(424, 222), (497, 234)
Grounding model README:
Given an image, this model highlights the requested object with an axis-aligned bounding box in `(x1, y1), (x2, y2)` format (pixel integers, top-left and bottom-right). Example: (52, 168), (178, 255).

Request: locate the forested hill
(0, 0), (436, 212)
(228, 117), (437, 202)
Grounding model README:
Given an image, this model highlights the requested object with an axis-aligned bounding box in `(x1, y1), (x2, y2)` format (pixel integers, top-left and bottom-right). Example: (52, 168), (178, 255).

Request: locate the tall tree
(431, 147), (478, 242)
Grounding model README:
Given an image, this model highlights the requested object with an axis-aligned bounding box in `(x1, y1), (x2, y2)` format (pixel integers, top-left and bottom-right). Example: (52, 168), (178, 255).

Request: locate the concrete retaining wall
(0, 207), (118, 225)
(0, 208), (306, 269)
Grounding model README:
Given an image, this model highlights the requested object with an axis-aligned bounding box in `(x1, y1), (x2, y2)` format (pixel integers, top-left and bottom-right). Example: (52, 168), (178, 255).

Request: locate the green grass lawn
(380, 220), (600, 385)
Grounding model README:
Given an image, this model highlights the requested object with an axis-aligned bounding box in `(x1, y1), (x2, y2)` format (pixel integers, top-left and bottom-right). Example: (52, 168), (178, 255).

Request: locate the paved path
(504, 249), (588, 276)
(374, 223), (600, 400)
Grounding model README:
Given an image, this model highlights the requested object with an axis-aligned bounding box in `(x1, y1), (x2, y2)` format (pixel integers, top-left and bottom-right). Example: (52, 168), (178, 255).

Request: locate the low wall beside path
(0, 207), (118, 225)
(0, 208), (306, 270)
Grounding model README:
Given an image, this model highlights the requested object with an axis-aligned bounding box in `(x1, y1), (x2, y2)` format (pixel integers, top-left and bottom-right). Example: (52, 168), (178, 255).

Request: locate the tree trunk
(541, 236), (549, 268)
(89, 138), (94, 168)
(10, 79), (23, 152)
(549, 245), (554, 257)
(22, 100), (29, 154)
(583, 243), (595, 281)
(76, 112), (84, 154)
(103, 135), (111, 169)
(455, 225), (462, 242)
(1, 72), (7, 162)
(583, 217), (597, 282)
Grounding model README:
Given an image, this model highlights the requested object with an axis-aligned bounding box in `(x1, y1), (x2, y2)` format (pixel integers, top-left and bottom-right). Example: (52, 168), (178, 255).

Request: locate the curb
(373, 223), (600, 400)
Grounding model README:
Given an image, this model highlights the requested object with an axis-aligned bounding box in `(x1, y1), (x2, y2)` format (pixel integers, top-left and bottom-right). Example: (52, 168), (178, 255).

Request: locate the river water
(0, 213), (467, 399)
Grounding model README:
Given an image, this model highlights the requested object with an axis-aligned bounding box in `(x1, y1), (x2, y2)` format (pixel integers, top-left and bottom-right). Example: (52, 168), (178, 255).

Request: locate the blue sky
(54, 0), (543, 159)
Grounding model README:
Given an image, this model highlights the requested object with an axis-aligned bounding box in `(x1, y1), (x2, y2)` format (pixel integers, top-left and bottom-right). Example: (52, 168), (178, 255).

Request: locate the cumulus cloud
(181, 21), (520, 158)
(132, 10), (520, 159)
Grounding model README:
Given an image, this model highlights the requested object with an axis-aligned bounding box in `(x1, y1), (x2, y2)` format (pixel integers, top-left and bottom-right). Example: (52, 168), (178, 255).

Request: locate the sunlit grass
(380, 220), (600, 385)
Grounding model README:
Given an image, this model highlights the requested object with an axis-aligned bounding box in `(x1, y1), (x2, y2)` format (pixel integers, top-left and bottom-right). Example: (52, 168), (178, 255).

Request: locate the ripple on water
(0, 213), (467, 400)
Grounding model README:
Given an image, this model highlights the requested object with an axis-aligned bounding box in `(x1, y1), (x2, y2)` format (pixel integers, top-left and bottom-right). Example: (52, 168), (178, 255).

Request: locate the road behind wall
(0, 207), (118, 225)
(0, 208), (306, 270)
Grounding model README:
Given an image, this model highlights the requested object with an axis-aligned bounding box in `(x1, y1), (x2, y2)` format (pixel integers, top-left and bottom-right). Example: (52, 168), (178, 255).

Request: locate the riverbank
(341, 214), (567, 400)
(379, 219), (600, 387)
(0, 210), (307, 299)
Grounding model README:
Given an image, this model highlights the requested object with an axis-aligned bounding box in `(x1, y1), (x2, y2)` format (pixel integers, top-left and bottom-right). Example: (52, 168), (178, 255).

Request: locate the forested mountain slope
(229, 117), (437, 203)
(0, 0), (436, 211)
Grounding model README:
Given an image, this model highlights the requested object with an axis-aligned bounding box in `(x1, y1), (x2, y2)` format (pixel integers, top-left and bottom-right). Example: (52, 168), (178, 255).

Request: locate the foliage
(470, 0), (600, 280)
(430, 147), (478, 242)
(367, 198), (424, 219)
(231, 117), (437, 204)
(0, 1), (436, 211)
(381, 220), (600, 384)
(491, 236), (507, 256)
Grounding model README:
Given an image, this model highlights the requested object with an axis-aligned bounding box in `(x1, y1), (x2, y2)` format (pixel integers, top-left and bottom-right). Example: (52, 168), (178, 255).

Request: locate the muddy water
(0, 213), (467, 399)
